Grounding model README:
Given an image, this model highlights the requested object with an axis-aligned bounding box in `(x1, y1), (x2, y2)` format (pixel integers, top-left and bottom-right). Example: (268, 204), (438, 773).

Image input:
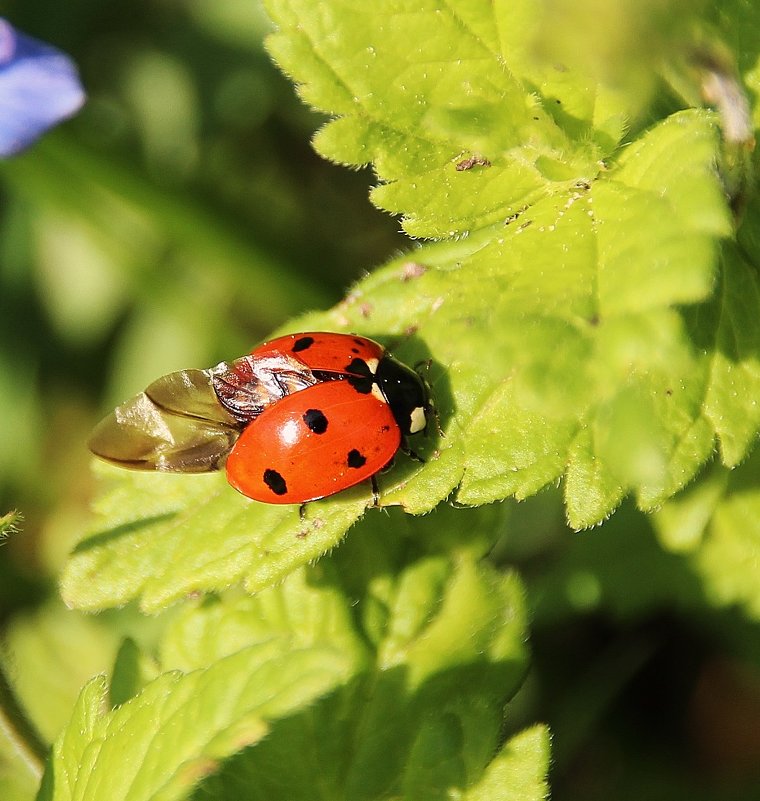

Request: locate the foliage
(1, 0), (760, 800)
(44, 522), (548, 801)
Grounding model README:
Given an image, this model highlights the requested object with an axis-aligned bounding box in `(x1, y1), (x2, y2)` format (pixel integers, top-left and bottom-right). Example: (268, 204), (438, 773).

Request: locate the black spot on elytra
(263, 468), (288, 496)
(292, 336), (314, 352)
(344, 357), (374, 394)
(303, 408), (328, 434)
(347, 375), (373, 394)
(347, 449), (367, 469)
(344, 357), (373, 375)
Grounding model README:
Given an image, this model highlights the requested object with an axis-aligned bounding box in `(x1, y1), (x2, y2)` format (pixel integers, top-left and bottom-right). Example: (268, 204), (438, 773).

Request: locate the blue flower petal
(0, 18), (86, 157)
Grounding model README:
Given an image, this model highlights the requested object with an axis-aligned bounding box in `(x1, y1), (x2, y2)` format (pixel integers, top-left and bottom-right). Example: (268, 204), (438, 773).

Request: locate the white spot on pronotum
(409, 406), (427, 434)
(365, 357), (379, 374)
(371, 384), (386, 403)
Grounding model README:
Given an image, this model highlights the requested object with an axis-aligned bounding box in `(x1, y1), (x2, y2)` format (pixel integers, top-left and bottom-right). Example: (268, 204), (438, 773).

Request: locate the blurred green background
(2, 3), (760, 801)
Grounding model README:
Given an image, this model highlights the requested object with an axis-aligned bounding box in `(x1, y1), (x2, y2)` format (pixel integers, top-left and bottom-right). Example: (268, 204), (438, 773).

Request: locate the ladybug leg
(370, 474), (380, 507)
(413, 360), (444, 439)
(428, 398), (444, 439)
(299, 503), (308, 522)
(400, 440), (426, 463)
(380, 455), (396, 473)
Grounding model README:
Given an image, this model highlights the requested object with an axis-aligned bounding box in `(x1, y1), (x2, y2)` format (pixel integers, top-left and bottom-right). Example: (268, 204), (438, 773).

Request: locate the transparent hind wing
(89, 368), (241, 472)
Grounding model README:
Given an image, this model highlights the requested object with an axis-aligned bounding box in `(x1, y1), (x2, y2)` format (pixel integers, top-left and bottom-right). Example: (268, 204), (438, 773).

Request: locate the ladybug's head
(374, 354), (430, 437)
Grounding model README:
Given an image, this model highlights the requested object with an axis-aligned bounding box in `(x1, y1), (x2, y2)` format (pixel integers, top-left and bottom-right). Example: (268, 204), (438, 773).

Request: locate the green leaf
(461, 724), (551, 801)
(450, 111), (731, 526)
(653, 451), (760, 620)
(263, 0), (727, 240)
(67, 2), (744, 608)
(50, 515), (544, 801)
(265, 0), (608, 238)
(179, 527), (535, 800)
(62, 463), (367, 612)
(698, 244), (760, 466)
(158, 565), (369, 674)
(39, 642), (354, 801)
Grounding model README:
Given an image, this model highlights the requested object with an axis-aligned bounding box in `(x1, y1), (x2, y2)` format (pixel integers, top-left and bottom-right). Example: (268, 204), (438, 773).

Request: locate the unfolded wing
(88, 368), (241, 472)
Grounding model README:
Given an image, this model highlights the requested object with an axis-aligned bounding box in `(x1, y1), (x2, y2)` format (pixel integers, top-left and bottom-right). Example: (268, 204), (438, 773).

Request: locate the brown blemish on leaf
(456, 154), (492, 171)
(400, 261), (427, 281)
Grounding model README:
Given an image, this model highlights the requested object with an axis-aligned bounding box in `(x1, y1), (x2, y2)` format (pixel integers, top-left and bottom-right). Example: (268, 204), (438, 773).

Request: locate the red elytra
(251, 332), (385, 373)
(226, 379), (401, 503)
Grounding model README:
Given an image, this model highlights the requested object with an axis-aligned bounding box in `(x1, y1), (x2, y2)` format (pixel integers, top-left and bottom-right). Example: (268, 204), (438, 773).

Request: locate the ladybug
(88, 332), (431, 505)
(222, 333), (430, 503)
